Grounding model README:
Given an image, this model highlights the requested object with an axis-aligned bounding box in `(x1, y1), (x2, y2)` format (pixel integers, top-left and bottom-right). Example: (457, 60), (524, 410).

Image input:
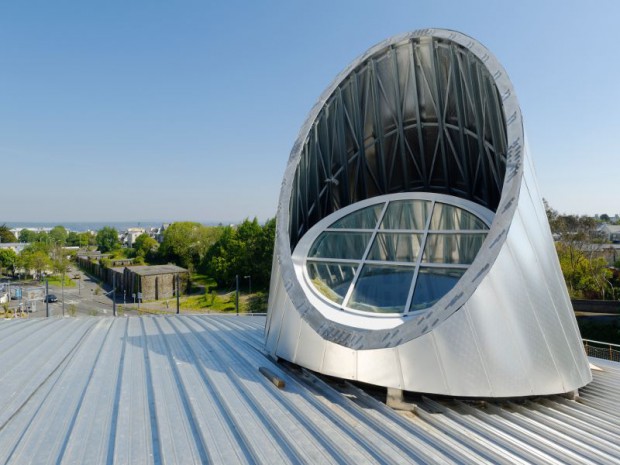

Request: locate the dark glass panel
(380, 199), (431, 230)
(307, 261), (357, 305)
(348, 265), (414, 313)
(409, 268), (465, 311)
(368, 233), (423, 263)
(308, 232), (371, 260)
(429, 203), (488, 230)
(422, 233), (487, 264)
(330, 204), (383, 229)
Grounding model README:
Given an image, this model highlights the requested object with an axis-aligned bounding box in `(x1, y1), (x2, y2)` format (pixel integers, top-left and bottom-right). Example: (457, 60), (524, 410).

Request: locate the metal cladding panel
(458, 257), (537, 396)
(515, 170), (592, 388)
(265, 257), (287, 357)
(275, 293), (302, 362)
(266, 28), (591, 397)
(518, 162), (592, 388)
(468, 235), (564, 395)
(294, 317), (327, 372)
(397, 334), (451, 394)
(428, 306), (493, 397)
(356, 346), (403, 389)
(320, 335), (358, 380)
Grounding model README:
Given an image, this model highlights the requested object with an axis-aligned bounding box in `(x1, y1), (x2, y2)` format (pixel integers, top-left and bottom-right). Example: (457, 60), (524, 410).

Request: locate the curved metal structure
(266, 29), (592, 397)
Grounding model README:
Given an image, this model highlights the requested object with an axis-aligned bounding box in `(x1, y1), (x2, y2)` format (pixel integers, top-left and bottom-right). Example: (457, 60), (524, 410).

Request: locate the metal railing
(583, 339), (620, 362)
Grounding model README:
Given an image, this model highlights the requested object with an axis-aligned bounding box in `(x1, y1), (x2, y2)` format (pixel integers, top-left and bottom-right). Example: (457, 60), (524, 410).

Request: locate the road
(4, 267), (139, 318)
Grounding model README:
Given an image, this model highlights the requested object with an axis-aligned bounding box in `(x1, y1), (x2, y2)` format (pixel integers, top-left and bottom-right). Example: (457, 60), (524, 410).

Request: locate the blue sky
(1, 1), (618, 223)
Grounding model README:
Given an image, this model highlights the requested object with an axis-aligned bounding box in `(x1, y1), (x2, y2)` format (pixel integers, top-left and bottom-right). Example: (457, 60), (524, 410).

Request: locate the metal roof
(0, 315), (618, 465)
(127, 264), (188, 276)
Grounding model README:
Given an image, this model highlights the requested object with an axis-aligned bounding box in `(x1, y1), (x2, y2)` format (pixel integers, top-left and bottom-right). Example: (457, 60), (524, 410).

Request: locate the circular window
(298, 194), (491, 316)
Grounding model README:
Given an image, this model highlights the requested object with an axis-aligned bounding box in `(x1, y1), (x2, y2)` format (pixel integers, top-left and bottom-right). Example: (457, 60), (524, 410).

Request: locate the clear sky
(1, 0), (618, 223)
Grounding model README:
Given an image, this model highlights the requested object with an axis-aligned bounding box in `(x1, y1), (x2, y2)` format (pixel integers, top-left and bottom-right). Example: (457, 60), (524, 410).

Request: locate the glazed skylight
(304, 197), (489, 314)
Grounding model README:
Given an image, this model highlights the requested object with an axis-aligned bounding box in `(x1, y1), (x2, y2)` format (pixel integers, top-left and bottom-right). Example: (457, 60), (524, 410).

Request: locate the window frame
(294, 192), (494, 318)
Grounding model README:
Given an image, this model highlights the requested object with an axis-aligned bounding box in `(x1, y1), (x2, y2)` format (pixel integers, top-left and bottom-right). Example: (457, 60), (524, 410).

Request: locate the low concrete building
(111, 264), (188, 301)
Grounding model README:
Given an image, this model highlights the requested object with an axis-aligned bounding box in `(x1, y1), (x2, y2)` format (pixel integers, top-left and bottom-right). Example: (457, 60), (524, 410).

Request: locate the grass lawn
(190, 273), (217, 289)
(46, 275), (76, 288)
(181, 291), (241, 312)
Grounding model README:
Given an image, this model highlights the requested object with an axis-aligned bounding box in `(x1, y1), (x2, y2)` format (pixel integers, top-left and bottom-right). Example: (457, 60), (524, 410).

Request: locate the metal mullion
(479, 70), (497, 207)
(400, 45), (423, 182)
(477, 64), (494, 205)
(335, 89), (351, 206)
(442, 130), (465, 179)
(428, 230), (489, 234)
(451, 45), (471, 195)
(404, 200), (436, 314)
(353, 72), (368, 199)
(429, 41), (450, 193)
(325, 228), (378, 233)
(364, 260), (423, 268)
(484, 77), (507, 192)
(299, 151), (309, 235)
(410, 41), (428, 188)
(304, 143), (315, 226)
(375, 70), (400, 189)
(467, 54), (490, 208)
(369, 228), (426, 234)
(342, 201), (390, 308)
(365, 260), (468, 269)
(307, 258), (361, 265)
(370, 59), (388, 193)
(390, 46), (411, 189)
(311, 128), (322, 222)
(416, 262), (469, 269)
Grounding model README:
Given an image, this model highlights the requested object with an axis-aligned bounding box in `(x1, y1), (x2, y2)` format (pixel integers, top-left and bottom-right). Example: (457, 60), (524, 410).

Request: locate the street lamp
(244, 275), (252, 295)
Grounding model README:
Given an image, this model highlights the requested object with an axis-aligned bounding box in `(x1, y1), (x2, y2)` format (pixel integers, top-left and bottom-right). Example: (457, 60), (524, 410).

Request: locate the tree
(204, 218), (275, 289)
(133, 233), (159, 260)
(96, 227), (120, 253)
(546, 200), (615, 300)
(0, 249), (17, 276)
(18, 246), (52, 279)
(66, 231), (81, 246)
(49, 225), (68, 245)
(0, 225), (17, 244)
(80, 232), (96, 247)
(18, 229), (37, 243)
(66, 231), (93, 247)
(158, 222), (222, 270)
(557, 243), (613, 299)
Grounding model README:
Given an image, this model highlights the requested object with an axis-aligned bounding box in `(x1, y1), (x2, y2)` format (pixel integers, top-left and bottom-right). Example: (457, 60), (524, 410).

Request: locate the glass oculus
(295, 193), (492, 316)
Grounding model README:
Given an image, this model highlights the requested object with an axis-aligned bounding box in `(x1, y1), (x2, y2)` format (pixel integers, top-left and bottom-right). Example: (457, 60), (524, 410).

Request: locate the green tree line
(94, 219), (275, 290)
(545, 201), (619, 300)
(3, 220), (275, 291)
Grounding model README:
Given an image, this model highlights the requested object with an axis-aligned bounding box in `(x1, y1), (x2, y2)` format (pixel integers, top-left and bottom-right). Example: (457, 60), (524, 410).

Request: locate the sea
(7, 221), (178, 233)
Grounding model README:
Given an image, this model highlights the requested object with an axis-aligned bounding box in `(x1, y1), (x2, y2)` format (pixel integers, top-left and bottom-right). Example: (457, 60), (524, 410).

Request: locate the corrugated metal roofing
(0, 315), (618, 465)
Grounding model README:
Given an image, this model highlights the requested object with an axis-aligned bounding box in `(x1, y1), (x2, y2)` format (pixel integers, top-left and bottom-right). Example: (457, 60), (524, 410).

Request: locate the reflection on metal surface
(267, 29), (592, 397)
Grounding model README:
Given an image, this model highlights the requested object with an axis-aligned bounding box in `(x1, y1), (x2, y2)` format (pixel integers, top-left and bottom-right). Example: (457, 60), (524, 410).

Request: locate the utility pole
(62, 268), (65, 317)
(244, 275), (252, 295)
(46, 279), (49, 318)
(176, 273), (180, 315)
(235, 274), (239, 315)
(112, 272), (117, 317)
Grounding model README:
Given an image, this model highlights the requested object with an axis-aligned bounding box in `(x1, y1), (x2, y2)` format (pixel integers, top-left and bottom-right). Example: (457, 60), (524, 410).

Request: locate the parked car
(44, 294), (58, 303)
